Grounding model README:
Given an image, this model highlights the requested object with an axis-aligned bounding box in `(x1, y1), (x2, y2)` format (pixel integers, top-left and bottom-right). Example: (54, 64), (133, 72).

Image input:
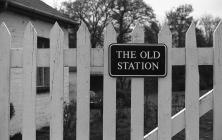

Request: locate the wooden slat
(131, 25), (144, 140)
(76, 22), (90, 140)
(64, 67), (69, 104)
(157, 23), (172, 140)
(213, 21), (222, 140)
(185, 22), (199, 140)
(0, 22), (11, 140)
(144, 89), (213, 140)
(64, 49), (76, 67)
(63, 32), (69, 104)
(9, 47), (213, 68)
(91, 48), (103, 66)
(198, 48), (213, 65)
(22, 22), (37, 140)
(50, 22), (64, 140)
(103, 23), (117, 140)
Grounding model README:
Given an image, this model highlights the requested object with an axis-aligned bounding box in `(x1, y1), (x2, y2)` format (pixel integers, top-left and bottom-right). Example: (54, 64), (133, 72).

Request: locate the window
(37, 37), (49, 48)
(69, 32), (77, 48)
(37, 67), (50, 93)
(68, 27), (77, 48)
(37, 36), (50, 94)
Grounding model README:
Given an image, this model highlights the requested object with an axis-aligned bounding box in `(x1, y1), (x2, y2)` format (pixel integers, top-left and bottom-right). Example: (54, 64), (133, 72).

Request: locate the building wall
(0, 11), (70, 135)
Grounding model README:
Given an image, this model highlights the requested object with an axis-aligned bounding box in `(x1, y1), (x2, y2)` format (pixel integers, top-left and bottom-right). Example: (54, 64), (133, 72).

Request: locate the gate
(0, 20), (222, 140)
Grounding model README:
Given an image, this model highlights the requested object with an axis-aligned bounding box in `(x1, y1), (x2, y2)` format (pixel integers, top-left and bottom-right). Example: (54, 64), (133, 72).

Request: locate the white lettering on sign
(109, 44), (167, 77)
(117, 62), (159, 70)
(116, 51), (137, 59)
(140, 51), (160, 59)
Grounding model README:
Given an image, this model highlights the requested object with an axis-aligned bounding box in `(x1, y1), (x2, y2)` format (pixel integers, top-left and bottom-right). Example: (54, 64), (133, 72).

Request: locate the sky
(42, 0), (222, 22)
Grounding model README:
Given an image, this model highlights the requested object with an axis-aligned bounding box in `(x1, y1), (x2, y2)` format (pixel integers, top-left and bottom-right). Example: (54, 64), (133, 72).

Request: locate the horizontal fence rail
(0, 20), (222, 140)
(8, 47), (214, 68)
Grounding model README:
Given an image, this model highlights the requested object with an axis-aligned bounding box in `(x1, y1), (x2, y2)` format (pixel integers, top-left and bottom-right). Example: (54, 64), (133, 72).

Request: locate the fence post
(185, 22), (199, 140)
(0, 22), (10, 140)
(50, 22), (64, 140)
(213, 21), (222, 140)
(158, 23), (172, 140)
(76, 22), (90, 140)
(103, 23), (117, 140)
(131, 25), (144, 140)
(22, 22), (37, 140)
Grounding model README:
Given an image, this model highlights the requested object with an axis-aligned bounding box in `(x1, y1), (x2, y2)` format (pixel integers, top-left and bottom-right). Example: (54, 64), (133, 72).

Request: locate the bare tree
(61, 0), (114, 48)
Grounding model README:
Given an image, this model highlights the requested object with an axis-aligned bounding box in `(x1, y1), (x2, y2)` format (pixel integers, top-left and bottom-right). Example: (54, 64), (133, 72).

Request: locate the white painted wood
(144, 89), (213, 140)
(63, 49), (76, 67)
(49, 22), (64, 140)
(63, 31), (69, 104)
(76, 22), (90, 140)
(22, 22), (37, 140)
(91, 48), (104, 66)
(198, 48), (213, 65)
(185, 22), (199, 140)
(0, 22), (11, 140)
(213, 21), (222, 140)
(9, 47), (213, 68)
(64, 67), (69, 104)
(103, 23), (117, 140)
(131, 25), (144, 140)
(157, 23), (172, 140)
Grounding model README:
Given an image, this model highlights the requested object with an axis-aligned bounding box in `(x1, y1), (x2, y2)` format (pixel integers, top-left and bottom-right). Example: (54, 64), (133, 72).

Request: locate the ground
(10, 90), (213, 140)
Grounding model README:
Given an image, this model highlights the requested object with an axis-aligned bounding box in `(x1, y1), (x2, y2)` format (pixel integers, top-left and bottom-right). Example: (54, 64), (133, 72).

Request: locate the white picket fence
(0, 20), (222, 140)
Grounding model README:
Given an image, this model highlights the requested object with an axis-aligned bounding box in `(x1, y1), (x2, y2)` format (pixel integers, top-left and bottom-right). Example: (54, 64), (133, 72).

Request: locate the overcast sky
(42, 0), (222, 22)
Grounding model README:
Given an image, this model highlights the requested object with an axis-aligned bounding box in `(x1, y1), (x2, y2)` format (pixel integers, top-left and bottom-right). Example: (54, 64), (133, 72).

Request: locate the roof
(1, 0), (79, 26)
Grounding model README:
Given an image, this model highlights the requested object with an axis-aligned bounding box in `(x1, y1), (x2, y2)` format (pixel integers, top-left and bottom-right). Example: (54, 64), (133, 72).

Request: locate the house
(0, 0), (79, 135)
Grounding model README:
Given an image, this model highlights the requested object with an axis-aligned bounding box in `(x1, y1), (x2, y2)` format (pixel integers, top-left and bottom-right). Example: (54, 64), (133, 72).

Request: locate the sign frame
(108, 43), (167, 77)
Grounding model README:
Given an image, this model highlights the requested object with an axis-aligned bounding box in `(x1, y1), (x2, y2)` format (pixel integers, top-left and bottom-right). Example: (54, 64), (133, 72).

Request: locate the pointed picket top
(24, 22), (37, 36)
(0, 22), (11, 61)
(213, 21), (222, 48)
(213, 21), (222, 44)
(214, 20), (222, 34)
(23, 22), (37, 48)
(78, 21), (90, 34)
(50, 22), (64, 39)
(0, 22), (11, 39)
(104, 22), (116, 46)
(186, 21), (196, 48)
(132, 24), (144, 43)
(158, 23), (172, 47)
(77, 21), (90, 44)
(159, 23), (171, 37)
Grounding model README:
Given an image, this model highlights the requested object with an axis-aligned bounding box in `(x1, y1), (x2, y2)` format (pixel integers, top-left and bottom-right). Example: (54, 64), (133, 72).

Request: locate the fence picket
(213, 21), (222, 140)
(22, 22), (37, 140)
(50, 22), (64, 140)
(0, 19), (219, 140)
(131, 25), (144, 140)
(157, 23), (172, 140)
(0, 23), (10, 140)
(76, 22), (90, 140)
(103, 23), (117, 140)
(185, 22), (199, 140)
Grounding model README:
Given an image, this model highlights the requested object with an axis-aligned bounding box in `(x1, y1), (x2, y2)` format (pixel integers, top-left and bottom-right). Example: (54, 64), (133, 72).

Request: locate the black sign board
(109, 44), (167, 77)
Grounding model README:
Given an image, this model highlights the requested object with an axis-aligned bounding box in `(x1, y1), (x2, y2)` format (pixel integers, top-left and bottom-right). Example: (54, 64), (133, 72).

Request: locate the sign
(109, 44), (167, 77)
